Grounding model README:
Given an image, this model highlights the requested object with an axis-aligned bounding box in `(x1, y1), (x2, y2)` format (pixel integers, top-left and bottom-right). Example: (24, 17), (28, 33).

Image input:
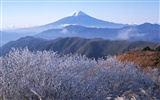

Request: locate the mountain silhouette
(6, 10), (125, 33)
(35, 23), (160, 43)
(1, 36), (158, 59)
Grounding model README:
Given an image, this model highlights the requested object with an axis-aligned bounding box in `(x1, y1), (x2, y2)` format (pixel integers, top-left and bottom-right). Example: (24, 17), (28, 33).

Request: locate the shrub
(156, 46), (160, 52)
(0, 48), (159, 99)
(143, 46), (151, 51)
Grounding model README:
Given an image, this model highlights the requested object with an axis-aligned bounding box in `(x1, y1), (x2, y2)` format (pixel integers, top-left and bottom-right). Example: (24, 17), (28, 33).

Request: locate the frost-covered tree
(0, 56), (3, 100)
(0, 48), (159, 100)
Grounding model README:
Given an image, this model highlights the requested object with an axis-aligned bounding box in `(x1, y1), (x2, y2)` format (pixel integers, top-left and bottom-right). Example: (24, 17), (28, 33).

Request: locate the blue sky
(1, 0), (159, 28)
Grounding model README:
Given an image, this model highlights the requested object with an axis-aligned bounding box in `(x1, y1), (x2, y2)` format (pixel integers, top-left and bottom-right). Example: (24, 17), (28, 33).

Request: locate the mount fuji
(6, 10), (126, 33)
(44, 10), (125, 29)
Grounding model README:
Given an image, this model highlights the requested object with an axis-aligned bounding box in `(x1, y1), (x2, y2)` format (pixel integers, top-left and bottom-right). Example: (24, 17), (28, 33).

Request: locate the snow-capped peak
(69, 10), (88, 17)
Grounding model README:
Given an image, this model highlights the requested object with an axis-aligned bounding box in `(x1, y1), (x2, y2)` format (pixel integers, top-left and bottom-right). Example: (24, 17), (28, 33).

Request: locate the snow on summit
(69, 10), (88, 16)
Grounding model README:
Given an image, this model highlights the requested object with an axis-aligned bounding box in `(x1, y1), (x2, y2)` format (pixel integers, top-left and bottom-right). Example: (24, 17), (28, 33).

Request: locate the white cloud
(61, 28), (68, 34)
(117, 28), (145, 40)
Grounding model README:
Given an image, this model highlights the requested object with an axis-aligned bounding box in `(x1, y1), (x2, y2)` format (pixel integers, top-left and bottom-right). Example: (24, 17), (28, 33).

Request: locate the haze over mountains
(35, 23), (160, 43)
(1, 10), (160, 46)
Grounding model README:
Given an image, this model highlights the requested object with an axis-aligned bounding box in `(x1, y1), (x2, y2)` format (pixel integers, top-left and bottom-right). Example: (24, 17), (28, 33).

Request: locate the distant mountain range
(35, 23), (160, 43)
(0, 31), (35, 46)
(1, 10), (159, 45)
(1, 37), (159, 59)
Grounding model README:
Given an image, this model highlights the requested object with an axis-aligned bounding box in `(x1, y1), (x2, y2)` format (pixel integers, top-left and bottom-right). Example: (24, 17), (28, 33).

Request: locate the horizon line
(1, 0), (160, 3)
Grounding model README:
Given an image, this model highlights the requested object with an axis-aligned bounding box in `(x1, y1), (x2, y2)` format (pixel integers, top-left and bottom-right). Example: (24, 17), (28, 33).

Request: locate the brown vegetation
(117, 50), (160, 70)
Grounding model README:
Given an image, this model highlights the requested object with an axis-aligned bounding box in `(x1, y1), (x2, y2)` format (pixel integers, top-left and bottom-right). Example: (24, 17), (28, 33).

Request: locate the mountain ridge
(35, 23), (160, 43)
(1, 36), (159, 59)
(117, 49), (160, 70)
